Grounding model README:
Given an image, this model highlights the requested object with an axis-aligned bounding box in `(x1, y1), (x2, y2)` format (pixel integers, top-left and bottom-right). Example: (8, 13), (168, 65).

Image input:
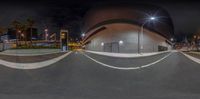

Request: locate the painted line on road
(85, 50), (172, 58)
(82, 52), (172, 70)
(181, 52), (200, 64)
(0, 51), (72, 70)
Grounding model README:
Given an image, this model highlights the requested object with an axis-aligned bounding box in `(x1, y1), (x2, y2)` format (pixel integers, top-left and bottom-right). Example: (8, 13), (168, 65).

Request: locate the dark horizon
(0, 0), (200, 41)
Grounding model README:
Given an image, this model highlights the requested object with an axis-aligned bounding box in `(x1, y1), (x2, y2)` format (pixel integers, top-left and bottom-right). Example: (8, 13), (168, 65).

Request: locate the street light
(119, 40), (123, 45)
(21, 33), (24, 37)
(138, 16), (156, 54)
(101, 42), (104, 46)
(170, 38), (174, 42)
(18, 30), (21, 33)
(150, 17), (155, 20)
(45, 29), (48, 41)
(81, 33), (85, 37)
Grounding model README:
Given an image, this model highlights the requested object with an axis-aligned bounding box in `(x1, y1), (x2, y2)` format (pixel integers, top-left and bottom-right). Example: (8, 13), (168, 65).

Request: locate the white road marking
(85, 50), (172, 58)
(82, 52), (172, 70)
(181, 52), (200, 64)
(0, 51), (72, 70)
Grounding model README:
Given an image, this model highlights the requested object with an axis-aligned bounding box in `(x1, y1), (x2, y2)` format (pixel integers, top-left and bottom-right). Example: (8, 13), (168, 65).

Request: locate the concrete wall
(85, 23), (171, 53)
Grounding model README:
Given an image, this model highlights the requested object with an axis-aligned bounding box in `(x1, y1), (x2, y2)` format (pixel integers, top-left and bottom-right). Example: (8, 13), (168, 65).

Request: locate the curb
(83, 51), (172, 70)
(0, 51), (72, 70)
(0, 51), (63, 56)
(181, 52), (200, 64)
(85, 50), (173, 58)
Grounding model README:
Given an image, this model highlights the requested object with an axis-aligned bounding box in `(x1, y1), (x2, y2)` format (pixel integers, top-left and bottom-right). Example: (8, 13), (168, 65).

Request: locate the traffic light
(60, 30), (68, 51)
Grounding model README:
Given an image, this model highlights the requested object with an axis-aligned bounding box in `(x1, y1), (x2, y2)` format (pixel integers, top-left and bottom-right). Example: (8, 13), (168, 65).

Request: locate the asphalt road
(0, 51), (200, 99)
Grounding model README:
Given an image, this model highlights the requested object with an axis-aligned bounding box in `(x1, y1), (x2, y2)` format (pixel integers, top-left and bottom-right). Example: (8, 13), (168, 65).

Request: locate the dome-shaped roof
(83, 4), (174, 39)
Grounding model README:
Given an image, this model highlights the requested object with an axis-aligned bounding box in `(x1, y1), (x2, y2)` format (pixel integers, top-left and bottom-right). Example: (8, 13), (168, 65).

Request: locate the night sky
(0, 0), (200, 41)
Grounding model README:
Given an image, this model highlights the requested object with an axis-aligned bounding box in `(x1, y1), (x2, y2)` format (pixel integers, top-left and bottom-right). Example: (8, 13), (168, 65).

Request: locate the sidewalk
(184, 51), (200, 59)
(181, 51), (200, 64)
(0, 51), (72, 69)
(0, 49), (61, 56)
(85, 50), (173, 58)
(0, 52), (67, 63)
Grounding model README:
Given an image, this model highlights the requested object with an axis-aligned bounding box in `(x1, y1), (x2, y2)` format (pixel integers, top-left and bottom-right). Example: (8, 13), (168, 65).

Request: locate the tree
(11, 20), (21, 47)
(194, 34), (200, 51)
(19, 24), (28, 46)
(27, 18), (35, 47)
(188, 32), (200, 51)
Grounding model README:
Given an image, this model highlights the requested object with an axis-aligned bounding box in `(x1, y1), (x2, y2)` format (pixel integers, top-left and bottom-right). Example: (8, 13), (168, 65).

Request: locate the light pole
(18, 30), (21, 46)
(138, 16), (156, 54)
(170, 37), (175, 50)
(45, 29), (48, 41)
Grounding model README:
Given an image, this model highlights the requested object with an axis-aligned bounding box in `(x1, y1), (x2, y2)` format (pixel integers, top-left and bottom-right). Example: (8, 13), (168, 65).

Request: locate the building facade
(82, 5), (174, 53)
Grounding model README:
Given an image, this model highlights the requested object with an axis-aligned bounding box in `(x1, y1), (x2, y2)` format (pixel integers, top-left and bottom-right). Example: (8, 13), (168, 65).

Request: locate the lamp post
(138, 16), (156, 54)
(45, 29), (48, 41)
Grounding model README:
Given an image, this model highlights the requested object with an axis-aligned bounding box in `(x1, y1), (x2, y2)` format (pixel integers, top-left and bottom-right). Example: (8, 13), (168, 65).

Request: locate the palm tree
(11, 20), (21, 47)
(19, 24), (27, 47)
(27, 18), (35, 47)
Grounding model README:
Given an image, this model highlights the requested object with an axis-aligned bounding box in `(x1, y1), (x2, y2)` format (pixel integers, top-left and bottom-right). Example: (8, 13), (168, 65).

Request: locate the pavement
(181, 51), (200, 64)
(0, 52), (67, 63)
(0, 49), (61, 56)
(0, 51), (200, 98)
(184, 51), (200, 59)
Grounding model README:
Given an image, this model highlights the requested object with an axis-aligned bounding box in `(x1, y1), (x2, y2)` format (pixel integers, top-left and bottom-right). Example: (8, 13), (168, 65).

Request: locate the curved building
(82, 5), (174, 53)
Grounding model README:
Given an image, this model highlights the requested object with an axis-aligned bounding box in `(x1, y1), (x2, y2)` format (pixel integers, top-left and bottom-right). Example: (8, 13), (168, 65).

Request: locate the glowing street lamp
(150, 17), (155, 20)
(81, 33), (85, 37)
(101, 42), (104, 46)
(194, 35), (197, 39)
(170, 38), (174, 42)
(81, 33), (85, 41)
(21, 33), (24, 37)
(18, 30), (21, 33)
(119, 40), (123, 45)
(138, 16), (156, 54)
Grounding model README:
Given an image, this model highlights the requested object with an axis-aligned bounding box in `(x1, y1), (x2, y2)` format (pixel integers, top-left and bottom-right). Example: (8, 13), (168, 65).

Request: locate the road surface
(0, 51), (199, 99)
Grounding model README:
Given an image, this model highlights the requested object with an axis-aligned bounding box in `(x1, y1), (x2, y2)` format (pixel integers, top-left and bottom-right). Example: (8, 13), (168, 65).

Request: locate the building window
(158, 45), (168, 51)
